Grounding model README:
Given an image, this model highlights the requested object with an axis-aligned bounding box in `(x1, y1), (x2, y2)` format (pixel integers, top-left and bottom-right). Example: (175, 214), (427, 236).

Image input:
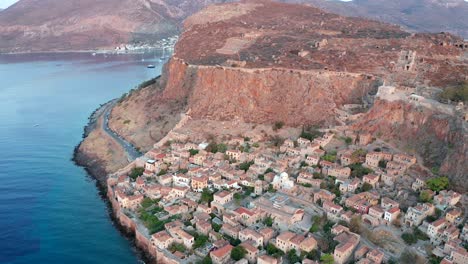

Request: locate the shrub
(137, 77), (158, 89)
(362, 182), (373, 192)
(426, 176), (449, 192)
(264, 216), (274, 227)
(273, 121), (284, 131)
(438, 81), (468, 103)
(401, 233), (417, 245)
(189, 149), (199, 156)
(123, 119), (131, 124)
(419, 190), (432, 202)
(238, 161), (254, 172)
(129, 167), (144, 180)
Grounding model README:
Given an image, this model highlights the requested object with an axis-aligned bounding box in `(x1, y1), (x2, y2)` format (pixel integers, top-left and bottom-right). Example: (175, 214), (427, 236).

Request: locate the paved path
(102, 99), (142, 161)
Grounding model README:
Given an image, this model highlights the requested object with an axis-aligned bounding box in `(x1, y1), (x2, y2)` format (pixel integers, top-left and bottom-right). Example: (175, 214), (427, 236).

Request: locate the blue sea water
(0, 52), (165, 264)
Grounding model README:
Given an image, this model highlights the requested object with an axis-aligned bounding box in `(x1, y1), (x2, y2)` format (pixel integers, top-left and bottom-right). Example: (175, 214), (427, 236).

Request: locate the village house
(434, 190), (461, 210)
(170, 186), (189, 198)
(358, 133), (373, 146)
(339, 178), (360, 193)
(412, 177), (426, 191)
(221, 223), (241, 239)
(404, 203), (435, 227)
(239, 228), (264, 247)
(446, 209), (462, 224)
(384, 207), (401, 225)
(259, 227), (275, 246)
(442, 245), (468, 264)
(241, 241), (259, 264)
(234, 207), (260, 226)
(328, 165), (351, 179)
(314, 189), (336, 204)
(323, 201), (344, 221)
(226, 150), (242, 161)
(191, 176), (208, 192)
(196, 220), (212, 235)
(275, 231), (296, 252)
(197, 204), (212, 214)
(365, 152), (392, 168)
(339, 149), (359, 166)
(364, 206), (384, 226)
(333, 227), (360, 264)
(393, 154), (417, 167)
(173, 174), (191, 187)
(213, 190), (234, 206)
(210, 244), (234, 264)
(305, 154), (320, 166)
(257, 255), (278, 264)
(363, 174), (379, 188)
(151, 230), (173, 250)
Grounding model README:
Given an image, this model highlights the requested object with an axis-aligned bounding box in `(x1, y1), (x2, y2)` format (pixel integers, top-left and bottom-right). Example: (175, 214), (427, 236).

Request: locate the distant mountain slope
(283, 0), (468, 38)
(0, 0), (230, 53)
(1, 0), (466, 53)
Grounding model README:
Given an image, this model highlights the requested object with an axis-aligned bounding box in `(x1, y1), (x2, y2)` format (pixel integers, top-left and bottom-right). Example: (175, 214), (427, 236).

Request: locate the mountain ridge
(0, 0), (467, 53)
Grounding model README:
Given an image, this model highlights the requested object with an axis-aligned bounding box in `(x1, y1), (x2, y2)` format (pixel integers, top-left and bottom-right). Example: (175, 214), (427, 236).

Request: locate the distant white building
(272, 172), (294, 190)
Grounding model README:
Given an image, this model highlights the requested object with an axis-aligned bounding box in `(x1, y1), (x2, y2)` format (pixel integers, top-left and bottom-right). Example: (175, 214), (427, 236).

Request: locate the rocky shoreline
(72, 102), (153, 264)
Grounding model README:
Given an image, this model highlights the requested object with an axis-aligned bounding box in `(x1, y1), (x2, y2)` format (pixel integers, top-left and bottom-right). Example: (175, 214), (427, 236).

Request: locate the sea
(0, 52), (166, 264)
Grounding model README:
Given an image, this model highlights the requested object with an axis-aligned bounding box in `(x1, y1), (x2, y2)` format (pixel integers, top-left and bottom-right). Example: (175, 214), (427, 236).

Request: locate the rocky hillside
(160, 0), (466, 125)
(0, 0), (230, 52)
(352, 99), (468, 192)
(78, 0), (467, 185)
(286, 0), (468, 39)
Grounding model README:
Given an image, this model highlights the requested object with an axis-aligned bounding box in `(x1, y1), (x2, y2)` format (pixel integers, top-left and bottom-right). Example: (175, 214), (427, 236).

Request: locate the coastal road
(101, 100), (142, 161)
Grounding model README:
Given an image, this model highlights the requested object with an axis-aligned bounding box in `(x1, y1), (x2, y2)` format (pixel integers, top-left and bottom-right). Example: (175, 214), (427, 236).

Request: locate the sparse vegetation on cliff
(439, 82), (468, 103)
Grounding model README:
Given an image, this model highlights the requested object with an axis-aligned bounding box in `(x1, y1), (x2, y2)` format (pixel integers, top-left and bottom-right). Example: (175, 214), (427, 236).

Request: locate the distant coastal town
(105, 110), (467, 264)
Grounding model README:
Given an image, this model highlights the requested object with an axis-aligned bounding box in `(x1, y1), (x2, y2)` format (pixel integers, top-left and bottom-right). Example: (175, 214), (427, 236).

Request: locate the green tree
(401, 233), (417, 245)
(169, 243), (186, 253)
(273, 121), (284, 131)
(362, 182), (373, 192)
(438, 81), (468, 103)
(263, 216), (273, 227)
(238, 161), (254, 172)
(345, 137), (353, 145)
(378, 159), (387, 169)
(157, 169), (167, 176)
(231, 246), (247, 261)
(287, 249), (301, 264)
(217, 143), (228, 153)
(200, 188), (214, 204)
(306, 249), (320, 261)
(320, 254), (334, 264)
(129, 167), (145, 180)
(197, 255), (212, 264)
(348, 163), (373, 178)
(426, 176), (449, 192)
(189, 149), (199, 156)
(266, 243), (283, 256)
(212, 223), (222, 232)
(419, 190), (432, 202)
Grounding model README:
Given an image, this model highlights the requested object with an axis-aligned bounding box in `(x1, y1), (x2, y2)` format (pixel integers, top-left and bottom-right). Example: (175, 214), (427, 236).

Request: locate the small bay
(0, 52), (165, 264)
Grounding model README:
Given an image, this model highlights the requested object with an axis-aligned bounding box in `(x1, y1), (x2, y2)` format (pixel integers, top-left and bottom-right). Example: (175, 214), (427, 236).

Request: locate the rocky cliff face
(352, 99), (467, 191)
(160, 58), (375, 126)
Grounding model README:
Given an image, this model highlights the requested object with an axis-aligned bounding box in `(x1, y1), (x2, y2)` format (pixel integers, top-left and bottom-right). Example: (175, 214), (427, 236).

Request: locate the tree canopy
(426, 176), (449, 192)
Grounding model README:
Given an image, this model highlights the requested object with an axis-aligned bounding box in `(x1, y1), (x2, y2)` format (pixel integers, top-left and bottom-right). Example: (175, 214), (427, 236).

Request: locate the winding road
(101, 99), (143, 161)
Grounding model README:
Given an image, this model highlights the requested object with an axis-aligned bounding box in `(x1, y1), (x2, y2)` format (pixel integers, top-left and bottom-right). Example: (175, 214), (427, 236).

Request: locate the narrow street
(102, 99), (142, 161)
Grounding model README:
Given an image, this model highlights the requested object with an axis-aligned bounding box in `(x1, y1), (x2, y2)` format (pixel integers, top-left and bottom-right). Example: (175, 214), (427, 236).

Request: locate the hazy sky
(0, 0), (19, 9)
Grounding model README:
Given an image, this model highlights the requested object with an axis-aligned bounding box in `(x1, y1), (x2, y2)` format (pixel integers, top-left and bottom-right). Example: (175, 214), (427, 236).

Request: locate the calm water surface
(0, 52), (165, 264)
